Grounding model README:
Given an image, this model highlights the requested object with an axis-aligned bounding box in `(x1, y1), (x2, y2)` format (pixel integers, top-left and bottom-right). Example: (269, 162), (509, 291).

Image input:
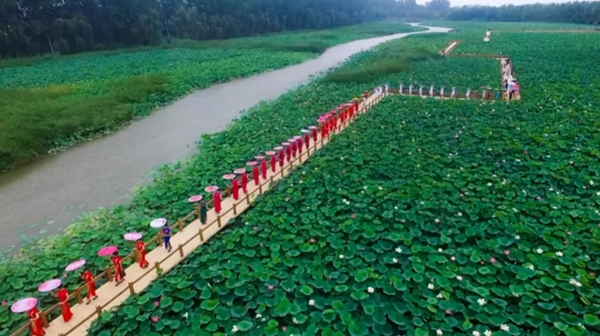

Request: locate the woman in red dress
(81, 268), (98, 304)
(112, 251), (124, 285)
(136, 240), (149, 269)
(52, 287), (73, 322)
(28, 307), (45, 336)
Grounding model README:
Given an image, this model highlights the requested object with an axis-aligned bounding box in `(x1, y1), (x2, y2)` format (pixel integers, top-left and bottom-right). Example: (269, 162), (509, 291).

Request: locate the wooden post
(233, 202), (237, 215)
(154, 262), (161, 274)
(259, 182), (263, 194)
(105, 266), (113, 282)
(128, 282), (136, 295)
(41, 311), (49, 327)
(281, 167), (284, 177)
(96, 306), (102, 318)
(198, 229), (204, 242)
(217, 215), (222, 228)
(245, 192), (250, 205)
(178, 244), (184, 257)
(177, 220), (183, 232)
(270, 176), (274, 184)
(75, 287), (83, 304)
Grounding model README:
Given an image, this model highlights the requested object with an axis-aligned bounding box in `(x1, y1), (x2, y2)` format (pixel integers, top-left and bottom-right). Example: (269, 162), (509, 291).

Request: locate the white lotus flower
(473, 331), (480, 336)
(232, 325), (239, 333)
(484, 331), (492, 336)
(308, 299), (315, 306)
(487, 183), (492, 187)
(526, 264), (534, 270)
(456, 275), (463, 281)
(569, 279), (582, 287)
(458, 212), (462, 216)
(536, 248), (543, 254)
(501, 324), (509, 332)
(428, 283), (434, 290)
(436, 293), (443, 299)
(438, 248), (444, 253)
(367, 287), (374, 293)
(436, 330), (443, 335)
(392, 258), (398, 263)
(477, 298), (487, 306)
(183, 312), (188, 319)
(293, 317), (299, 323)
(339, 255), (344, 259)
(434, 219), (440, 223)
(515, 235), (520, 240)
(379, 186), (383, 190)
(556, 251), (563, 257)
(256, 313), (262, 318)
(590, 180), (594, 185)
(396, 247), (402, 253)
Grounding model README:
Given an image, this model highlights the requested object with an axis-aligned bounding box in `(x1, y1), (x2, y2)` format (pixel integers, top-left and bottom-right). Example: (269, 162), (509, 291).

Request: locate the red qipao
(214, 191), (222, 213)
(241, 173), (248, 193)
(291, 141), (297, 157)
(321, 123), (327, 138)
(297, 138), (303, 154)
(304, 134), (310, 150)
(260, 160), (267, 179)
(278, 150), (285, 167)
(252, 166), (260, 186)
(312, 128), (317, 142)
(232, 178), (239, 200)
(57, 288), (73, 322)
(83, 270), (97, 300)
(112, 255), (123, 283)
(28, 307), (44, 336)
(137, 241), (149, 268)
(285, 146), (292, 162)
(270, 155), (277, 172)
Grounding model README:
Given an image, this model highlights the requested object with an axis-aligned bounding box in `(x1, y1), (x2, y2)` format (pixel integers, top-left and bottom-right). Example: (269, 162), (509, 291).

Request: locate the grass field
(0, 21), (421, 173)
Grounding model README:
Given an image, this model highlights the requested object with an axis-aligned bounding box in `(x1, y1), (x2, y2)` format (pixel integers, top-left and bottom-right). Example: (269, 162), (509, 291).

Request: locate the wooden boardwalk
(33, 93), (384, 336)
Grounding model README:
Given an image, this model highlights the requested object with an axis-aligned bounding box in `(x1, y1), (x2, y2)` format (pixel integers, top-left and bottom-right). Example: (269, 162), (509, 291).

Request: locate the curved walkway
(29, 92), (385, 336)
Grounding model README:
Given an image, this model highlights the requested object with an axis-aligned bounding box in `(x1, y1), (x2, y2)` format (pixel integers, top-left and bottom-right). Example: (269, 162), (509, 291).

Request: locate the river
(0, 24), (450, 251)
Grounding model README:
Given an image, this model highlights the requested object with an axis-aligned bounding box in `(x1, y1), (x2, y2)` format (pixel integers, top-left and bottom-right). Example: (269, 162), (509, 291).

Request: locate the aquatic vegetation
(3, 21), (600, 335)
(0, 21), (420, 172)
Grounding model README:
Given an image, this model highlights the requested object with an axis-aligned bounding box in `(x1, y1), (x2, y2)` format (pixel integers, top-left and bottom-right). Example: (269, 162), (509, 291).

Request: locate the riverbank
(0, 25), (451, 335)
(0, 21), (422, 174)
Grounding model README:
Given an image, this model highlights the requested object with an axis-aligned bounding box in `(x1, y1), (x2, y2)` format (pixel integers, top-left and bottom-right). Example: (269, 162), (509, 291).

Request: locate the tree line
(447, 1), (600, 26)
(0, 0), (405, 58)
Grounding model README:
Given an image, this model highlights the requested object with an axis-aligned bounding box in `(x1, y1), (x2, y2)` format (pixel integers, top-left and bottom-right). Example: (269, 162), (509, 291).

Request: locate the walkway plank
(36, 93), (384, 336)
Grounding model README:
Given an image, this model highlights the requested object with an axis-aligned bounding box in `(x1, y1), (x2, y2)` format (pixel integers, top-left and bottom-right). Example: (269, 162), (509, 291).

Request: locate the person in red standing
(270, 153), (277, 172)
(241, 172), (248, 194)
(252, 165), (260, 186)
(52, 287), (73, 322)
(260, 159), (267, 179)
(111, 251), (125, 286)
(136, 239), (149, 269)
(28, 307), (45, 336)
(81, 268), (98, 304)
(213, 190), (222, 214)
(231, 178), (239, 200)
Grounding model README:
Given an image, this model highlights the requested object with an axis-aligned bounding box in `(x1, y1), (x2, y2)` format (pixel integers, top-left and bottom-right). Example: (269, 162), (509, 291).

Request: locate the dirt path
(440, 41), (460, 55)
(15, 92), (385, 336)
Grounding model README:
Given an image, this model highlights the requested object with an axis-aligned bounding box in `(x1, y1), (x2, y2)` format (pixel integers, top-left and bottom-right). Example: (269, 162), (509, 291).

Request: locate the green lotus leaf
(200, 299), (220, 311)
(583, 314), (600, 326)
(273, 297), (292, 316)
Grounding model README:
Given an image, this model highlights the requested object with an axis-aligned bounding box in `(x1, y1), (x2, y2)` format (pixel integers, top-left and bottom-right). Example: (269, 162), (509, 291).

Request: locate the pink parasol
(317, 119), (326, 124)
(301, 129), (309, 133)
(281, 142), (290, 146)
(246, 161), (258, 166)
(309, 126), (317, 130)
(293, 136), (302, 140)
(265, 151), (276, 156)
(274, 146), (283, 150)
(38, 279), (62, 293)
(188, 195), (203, 203)
(287, 138), (295, 142)
(255, 155), (265, 160)
(98, 246), (118, 256)
(124, 232), (142, 241)
(205, 186), (219, 193)
(223, 174), (236, 180)
(65, 259), (86, 272)
(11, 298), (38, 313)
(234, 168), (246, 174)
(150, 218), (167, 228)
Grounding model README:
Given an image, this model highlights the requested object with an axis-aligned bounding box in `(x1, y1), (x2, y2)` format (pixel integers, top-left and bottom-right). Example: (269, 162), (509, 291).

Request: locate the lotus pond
(2, 21), (600, 335)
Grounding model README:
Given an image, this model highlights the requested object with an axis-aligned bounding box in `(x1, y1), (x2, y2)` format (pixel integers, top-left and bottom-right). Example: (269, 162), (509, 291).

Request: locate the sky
(416, 0), (595, 7)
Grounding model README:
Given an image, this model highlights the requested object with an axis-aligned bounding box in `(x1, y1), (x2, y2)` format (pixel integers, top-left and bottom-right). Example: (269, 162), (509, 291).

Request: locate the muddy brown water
(0, 25), (450, 251)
